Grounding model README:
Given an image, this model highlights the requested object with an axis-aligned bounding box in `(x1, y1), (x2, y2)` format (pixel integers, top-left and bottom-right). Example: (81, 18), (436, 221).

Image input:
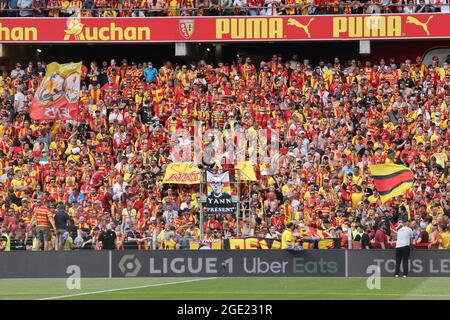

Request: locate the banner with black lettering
(205, 171), (234, 214)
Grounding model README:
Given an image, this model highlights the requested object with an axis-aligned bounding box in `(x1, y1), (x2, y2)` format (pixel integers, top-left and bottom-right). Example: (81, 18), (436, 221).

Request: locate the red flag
(30, 61), (81, 121)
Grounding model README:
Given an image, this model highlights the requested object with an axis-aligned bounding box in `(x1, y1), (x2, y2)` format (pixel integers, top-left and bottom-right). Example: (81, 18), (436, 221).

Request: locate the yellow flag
(369, 164), (414, 204)
(163, 162), (201, 185)
(236, 161), (257, 181)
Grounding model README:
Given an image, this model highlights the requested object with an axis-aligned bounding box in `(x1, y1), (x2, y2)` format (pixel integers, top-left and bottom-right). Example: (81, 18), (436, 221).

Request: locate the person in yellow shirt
(64, 135), (81, 156)
(163, 231), (178, 250)
(122, 200), (137, 225)
(60, 0), (69, 14)
(281, 222), (296, 249)
(434, 64), (445, 81)
(102, 9), (118, 17)
(384, 149), (396, 164)
(296, 0), (311, 14)
(176, 67), (191, 88)
(351, 185), (364, 210)
(368, 190), (381, 206)
(168, 0), (179, 16)
(351, 169), (364, 187)
(135, 88), (145, 107)
(11, 169), (27, 199)
(66, 147), (81, 164)
(413, 126), (427, 145)
(281, 182), (294, 197)
(284, 0), (297, 14)
(156, 224), (170, 249)
(432, 145), (448, 168)
(438, 224), (450, 250)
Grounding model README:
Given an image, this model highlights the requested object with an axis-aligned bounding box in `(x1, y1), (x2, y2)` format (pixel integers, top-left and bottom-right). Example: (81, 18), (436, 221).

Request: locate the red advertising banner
(0, 14), (447, 43)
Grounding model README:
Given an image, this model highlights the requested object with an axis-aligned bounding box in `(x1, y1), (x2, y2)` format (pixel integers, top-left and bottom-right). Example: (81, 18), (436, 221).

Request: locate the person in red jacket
(203, 215), (222, 233)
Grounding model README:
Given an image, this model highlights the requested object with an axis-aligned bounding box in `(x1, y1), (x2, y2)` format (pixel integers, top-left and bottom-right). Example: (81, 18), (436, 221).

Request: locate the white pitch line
(147, 291), (450, 298)
(37, 277), (217, 300)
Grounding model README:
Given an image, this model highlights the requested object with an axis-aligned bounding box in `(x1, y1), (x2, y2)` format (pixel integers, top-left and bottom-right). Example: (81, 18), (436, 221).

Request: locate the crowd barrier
(1, 250), (449, 278)
(188, 237), (341, 250)
(0, 4), (449, 16)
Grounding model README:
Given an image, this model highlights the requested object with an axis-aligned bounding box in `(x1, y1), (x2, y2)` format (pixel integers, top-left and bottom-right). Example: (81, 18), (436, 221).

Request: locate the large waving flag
(369, 164), (414, 204)
(30, 61), (82, 121)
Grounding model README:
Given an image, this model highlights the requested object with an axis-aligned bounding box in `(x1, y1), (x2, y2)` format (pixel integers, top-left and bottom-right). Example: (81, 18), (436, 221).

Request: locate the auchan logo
(64, 18), (151, 41)
(0, 23), (37, 41)
(216, 18), (283, 40)
(333, 16), (401, 38)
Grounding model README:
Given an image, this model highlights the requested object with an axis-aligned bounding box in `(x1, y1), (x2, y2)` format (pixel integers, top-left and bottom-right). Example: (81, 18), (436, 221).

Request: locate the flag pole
(236, 169), (240, 237)
(199, 169), (204, 241)
(248, 181), (252, 218)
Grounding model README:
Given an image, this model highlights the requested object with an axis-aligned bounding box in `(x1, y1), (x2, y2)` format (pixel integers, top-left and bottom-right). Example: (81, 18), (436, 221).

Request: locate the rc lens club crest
(179, 20), (194, 39)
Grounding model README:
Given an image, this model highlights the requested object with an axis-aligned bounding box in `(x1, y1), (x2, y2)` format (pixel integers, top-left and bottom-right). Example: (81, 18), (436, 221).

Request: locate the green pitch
(1, 277), (450, 300)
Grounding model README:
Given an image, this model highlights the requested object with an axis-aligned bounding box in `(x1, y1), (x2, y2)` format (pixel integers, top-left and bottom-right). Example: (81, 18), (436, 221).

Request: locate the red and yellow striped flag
(369, 164), (414, 204)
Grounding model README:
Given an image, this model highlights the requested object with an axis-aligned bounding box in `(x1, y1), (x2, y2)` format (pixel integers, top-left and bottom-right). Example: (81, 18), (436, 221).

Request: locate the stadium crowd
(1, 0), (449, 17)
(0, 52), (449, 251)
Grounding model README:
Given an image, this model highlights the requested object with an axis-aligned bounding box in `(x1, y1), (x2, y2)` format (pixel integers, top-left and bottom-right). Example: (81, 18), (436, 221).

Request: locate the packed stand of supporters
(1, 0), (449, 17)
(0, 53), (449, 252)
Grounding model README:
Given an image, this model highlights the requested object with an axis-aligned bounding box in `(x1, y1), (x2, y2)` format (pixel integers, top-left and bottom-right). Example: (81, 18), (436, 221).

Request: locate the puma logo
(287, 18), (315, 38)
(406, 15), (433, 36)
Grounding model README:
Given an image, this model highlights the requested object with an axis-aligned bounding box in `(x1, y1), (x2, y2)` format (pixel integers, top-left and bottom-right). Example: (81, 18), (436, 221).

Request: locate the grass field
(0, 277), (450, 300)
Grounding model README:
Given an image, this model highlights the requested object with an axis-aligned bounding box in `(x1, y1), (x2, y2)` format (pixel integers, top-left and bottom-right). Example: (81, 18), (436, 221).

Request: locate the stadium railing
(1, 3), (449, 17)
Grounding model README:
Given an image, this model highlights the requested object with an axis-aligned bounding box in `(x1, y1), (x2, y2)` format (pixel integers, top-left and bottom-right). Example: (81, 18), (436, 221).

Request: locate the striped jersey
(32, 206), (53, 228)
